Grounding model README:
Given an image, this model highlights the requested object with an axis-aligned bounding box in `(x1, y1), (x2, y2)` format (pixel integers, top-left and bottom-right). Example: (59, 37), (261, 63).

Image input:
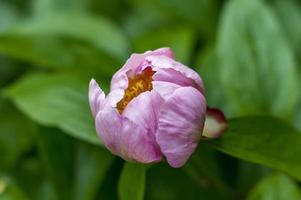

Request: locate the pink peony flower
(89, 47), (226, 168)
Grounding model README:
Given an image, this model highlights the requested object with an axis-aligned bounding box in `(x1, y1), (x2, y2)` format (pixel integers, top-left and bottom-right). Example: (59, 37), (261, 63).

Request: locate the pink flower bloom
(89, 47), (226, 168)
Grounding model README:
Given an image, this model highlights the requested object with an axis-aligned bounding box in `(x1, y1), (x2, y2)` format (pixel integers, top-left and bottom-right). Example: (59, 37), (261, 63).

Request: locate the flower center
(117, 68), (155, 113)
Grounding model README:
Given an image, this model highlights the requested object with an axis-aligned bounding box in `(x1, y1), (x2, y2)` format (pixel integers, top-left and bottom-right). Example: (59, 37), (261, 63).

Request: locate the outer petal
(123, 91), (164, 134)
(96, 105), (162, 163)
(152, 81), (181, 100)
(146, 55), (205, 93)
(155, 87), (206, 168)
(89, 79), (105, 117)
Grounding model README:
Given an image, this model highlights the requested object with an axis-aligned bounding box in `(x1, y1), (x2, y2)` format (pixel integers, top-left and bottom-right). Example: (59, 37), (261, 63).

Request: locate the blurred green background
(0, 0), (301, 199)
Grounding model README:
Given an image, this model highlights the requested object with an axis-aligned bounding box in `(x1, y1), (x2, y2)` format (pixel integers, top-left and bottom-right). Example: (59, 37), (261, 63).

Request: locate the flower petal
(202, 108), (228, 138)
(146, 55), (205, 93)
(89, 79), (105, 117)
(110, 47), (175, 92)
(96, 104), (162, 163)
(156, 87), (206, 168)
(152, 81), (181, 100)
(123, 90), (164, 135)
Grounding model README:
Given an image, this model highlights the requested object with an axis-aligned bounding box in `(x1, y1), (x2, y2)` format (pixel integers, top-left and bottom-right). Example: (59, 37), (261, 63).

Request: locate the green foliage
(208, 116), (301, 181)
(217, 0), (299, 117)
(5, 73), (100, 145)
(247, 174), (301, 200)
(118, 162), (146, 200)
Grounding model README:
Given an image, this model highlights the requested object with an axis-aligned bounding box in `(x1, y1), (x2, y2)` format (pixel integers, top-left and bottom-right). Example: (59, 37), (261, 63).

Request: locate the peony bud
(89, 47), (226, 168)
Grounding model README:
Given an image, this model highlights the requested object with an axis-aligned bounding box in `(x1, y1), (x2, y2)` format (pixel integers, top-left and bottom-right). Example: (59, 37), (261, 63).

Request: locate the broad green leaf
(195, 46), (233, 116)
(74, 142), (114, 200)
(118, 162), (146, 200)
(271, 0), (301, 52)
(146, 163), (228, 200)
(0, 98), (36, 170)
(0, 177), (29, 200)
(208, 116), (301, 181)
(217, 0), (299, 117)
(5, 73), (101, 145)
(127, 0), (220, 39)
(0, 34), (119, 73)
(132, 27), (195, 63)
(0, 2), (18, 33)
(247, 174), (301, 200)
(0, 13), (129, 68)
(12, 13), (129, 60)
(36, 127), (75, 200)
(32, 0), (88, 15)
(183, 143), (234, 197)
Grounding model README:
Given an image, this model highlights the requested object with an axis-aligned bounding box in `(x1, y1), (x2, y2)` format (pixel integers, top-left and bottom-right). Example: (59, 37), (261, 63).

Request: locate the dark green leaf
(0, 98), (36, 170)
(74, 142), (114, 200)
(5, 73), (101, 145)
(118, 162), (146, 200)
(36, 127), (75, 200)
(208, 116), (301, 181)
(217, 0), (299, 117)
(247, 174), (301, 200)
(133, 27), (195, 63)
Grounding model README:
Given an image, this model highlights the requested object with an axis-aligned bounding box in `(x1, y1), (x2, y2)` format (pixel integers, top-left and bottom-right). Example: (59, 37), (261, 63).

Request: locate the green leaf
(195, 46), (233, 116)
(247, 174), (301, 200)
(208, 116), (301, 181)
(132, 27), (195, 63)
(118, 162), (146, 200)
(0, 98), (36, 170)
(36, 127), (75, 200)
(127, 0), (220, 39)
(183, 143), (234, 197)
(12, 13), (129, 60)
(0, 13), (129, 68)
(271, 0), (301, 52)
(32, 0), (88, 15)
(74, 142), (114, 200)
(5, 73), (100, 145)
(0, 177), (29, 200)
(145, 163), (228, 200)
(217, 0), (299, 117)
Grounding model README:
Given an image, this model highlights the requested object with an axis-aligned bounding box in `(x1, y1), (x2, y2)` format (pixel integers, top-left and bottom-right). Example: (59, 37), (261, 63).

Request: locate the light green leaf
(217, 0), (299, 117)
(32, 0), (88, 15)
(74, 142), (114, 200)
(118, 162), (146, 200)
(271, 0), (301, 52)
(0, 13), (129, 68)
(247, 174), (301, 200)
(133, 27), (195, 63)
(0, 177), (29, 200)
(208, 116), (301, 181)
(12, 13), (129, 60)
(5, 73), (101, 145)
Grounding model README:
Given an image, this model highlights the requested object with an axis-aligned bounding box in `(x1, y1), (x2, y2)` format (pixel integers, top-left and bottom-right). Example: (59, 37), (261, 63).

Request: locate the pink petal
(149, 47), (175, 58)
(110, 47), (175, 92)
(155, 87), (206, 168)
(89, 79), (105, 117)
(96, 105), (162, 163)
(146, 55), (205, 93)
(202, 108), (228, 138)
(123, 91), (164, 134)
(152, 81), (181, 100)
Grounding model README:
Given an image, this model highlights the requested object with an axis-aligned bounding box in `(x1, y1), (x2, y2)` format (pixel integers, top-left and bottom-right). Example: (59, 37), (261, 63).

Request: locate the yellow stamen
(117, 68), (154, 113)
